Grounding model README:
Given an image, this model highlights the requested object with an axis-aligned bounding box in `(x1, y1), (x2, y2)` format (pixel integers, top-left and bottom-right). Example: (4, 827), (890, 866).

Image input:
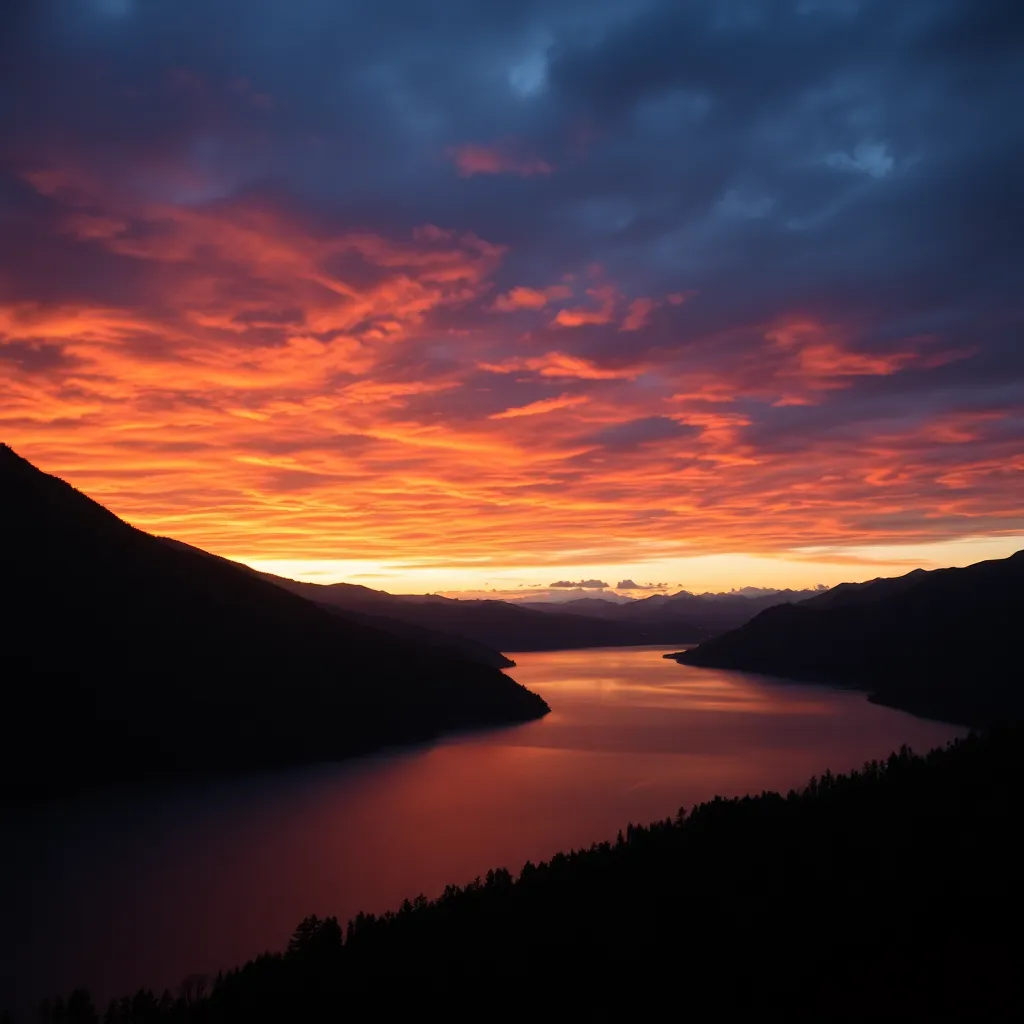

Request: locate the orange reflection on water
(508, 645), (836, 715)
(1, 647), (964, 1013)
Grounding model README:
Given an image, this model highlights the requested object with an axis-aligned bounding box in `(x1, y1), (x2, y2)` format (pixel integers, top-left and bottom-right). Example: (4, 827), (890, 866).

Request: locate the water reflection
(0, 647), (964, 1012)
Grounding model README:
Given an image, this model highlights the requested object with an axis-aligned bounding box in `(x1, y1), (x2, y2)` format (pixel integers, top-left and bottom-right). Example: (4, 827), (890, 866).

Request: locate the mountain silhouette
(257, 575), (711, 649)
(158, 538), (517, 670)
(161, 544), (816, 653)
(240, 573), (823, 651)
(673, 552), (1024, 724)
(158, 540), (708, 651)
(520, 586), (823, 632)
(0, 445), (548, 797)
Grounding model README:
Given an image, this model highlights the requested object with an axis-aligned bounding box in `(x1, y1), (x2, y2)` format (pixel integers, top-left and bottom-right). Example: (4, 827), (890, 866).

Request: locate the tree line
(11, 726), (1023, 1020)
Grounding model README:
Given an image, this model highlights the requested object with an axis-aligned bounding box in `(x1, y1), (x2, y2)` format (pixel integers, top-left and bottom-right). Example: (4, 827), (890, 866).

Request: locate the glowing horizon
(228, 534), (1023, 598)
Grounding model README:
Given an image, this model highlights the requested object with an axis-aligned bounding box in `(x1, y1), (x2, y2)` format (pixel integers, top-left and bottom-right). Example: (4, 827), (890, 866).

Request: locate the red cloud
(448, 143), (553, 178)
(620, 297), (656, 332)
(669, 383), (737, 404)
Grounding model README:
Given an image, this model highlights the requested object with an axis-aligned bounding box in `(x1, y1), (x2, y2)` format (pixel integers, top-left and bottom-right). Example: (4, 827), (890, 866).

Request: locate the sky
(1, 0), (1022, 599)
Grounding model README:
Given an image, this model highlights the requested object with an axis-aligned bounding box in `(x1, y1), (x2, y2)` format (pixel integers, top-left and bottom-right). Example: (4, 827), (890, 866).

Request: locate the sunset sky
(1, 0), (1022, 598)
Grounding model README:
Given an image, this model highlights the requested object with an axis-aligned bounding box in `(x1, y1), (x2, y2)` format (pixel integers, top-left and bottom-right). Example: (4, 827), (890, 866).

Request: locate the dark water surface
(1, 647), (963, 1012)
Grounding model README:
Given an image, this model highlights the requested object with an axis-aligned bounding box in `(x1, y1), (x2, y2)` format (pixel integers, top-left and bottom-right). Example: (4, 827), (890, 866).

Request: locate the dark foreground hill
(0, 445), (548, 797)
(674, 552), (1024, 725)
(22, 727), (1023, 1020)
(159, 539), (517, 670)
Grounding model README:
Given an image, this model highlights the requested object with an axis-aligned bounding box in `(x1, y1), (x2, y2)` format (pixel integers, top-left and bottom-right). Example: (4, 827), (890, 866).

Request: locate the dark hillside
(674, 552), (1024, 724)
(158, 539), (516, 669)
(0, 445), (547, 797)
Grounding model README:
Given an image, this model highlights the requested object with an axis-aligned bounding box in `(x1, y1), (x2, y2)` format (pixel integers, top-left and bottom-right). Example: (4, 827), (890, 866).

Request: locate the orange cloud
(671, 409), (754, 450)
(767, 319), (918, 383)
(480, 351), (637, 381)
(553, 285), (618, 327)
(491, 284), (572, 312)
(490, 393), (590, 419)
(449, 143), (553, 178)
(670, 382), (736, 404)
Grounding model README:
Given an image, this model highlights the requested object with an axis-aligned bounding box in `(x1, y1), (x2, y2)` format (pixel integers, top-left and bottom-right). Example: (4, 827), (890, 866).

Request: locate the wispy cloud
(490, 393), (590, 419)
(479, 351), (637, 380)
(448, 143), (553, 177)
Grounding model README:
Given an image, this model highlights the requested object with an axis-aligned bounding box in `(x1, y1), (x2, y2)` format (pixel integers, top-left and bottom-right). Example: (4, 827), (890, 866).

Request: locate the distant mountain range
(673, 552), (1024, 725)
(164, 542), (823, 654)
(0, 445), (548, 797)
(519, 586), (824, 632)
(250, 578), (759, 651)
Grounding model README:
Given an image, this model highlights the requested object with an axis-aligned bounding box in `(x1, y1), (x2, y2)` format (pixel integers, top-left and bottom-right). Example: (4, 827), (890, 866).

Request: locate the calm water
(1, 647), (964, 1012)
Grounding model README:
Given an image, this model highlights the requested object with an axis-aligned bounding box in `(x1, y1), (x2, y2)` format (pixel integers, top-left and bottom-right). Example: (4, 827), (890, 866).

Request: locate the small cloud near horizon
(549, 579), (609, 589)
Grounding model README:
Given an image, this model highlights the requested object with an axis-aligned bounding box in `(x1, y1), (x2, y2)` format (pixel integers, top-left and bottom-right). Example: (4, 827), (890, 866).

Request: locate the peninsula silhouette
(0, 445), (548, 798)
(673, 552), (1024, 725)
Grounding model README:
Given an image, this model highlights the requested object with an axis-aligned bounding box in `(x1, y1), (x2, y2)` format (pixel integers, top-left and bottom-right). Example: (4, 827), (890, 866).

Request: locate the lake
(0, 647), (964, 1013)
